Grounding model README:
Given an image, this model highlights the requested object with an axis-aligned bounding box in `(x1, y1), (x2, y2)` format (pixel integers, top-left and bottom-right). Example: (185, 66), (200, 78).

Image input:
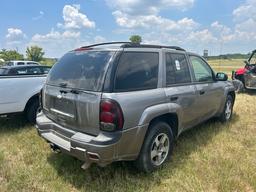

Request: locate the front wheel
(135, 121), (174, 172)
(219, 95), (234, 122)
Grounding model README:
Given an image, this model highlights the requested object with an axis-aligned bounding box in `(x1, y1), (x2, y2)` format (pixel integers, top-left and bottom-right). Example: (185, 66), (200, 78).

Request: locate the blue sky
(0, 0), (255, 57)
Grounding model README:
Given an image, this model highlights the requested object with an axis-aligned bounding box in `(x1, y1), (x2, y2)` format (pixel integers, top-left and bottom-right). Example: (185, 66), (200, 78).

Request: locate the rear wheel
(26, 99), (39, 123)
(135, 121), (173, 172)
(219, 95), (234, 122)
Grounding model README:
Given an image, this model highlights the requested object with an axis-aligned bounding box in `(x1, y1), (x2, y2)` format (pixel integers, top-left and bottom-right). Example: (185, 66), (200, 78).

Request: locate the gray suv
(36, 42), (235, 172)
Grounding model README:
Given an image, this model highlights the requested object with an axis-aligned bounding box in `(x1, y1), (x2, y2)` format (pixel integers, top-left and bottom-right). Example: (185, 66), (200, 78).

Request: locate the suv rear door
(164, 51), (199, 130)
(43, 50), (115, 136)
(189, 55), (224, 121)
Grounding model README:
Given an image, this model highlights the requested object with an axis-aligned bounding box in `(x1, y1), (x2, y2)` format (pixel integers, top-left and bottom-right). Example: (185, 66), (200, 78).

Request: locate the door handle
(199, 90), (205, 95)
(170, 96), (178, 101)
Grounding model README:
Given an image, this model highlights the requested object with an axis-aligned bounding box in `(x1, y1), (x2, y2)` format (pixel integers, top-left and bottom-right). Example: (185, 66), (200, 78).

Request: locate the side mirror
(216, 72), (228, 81)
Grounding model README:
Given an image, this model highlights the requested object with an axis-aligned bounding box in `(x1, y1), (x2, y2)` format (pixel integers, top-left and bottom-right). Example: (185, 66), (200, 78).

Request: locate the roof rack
(79, 42), (185, 51)
(81, 42), (132, 48)
(121, 44), (185, 51)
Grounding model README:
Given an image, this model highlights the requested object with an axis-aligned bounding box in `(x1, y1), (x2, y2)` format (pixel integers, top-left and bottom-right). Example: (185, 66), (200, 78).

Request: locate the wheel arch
(148, 113), (179, 139)
(24, 93), (39, 113)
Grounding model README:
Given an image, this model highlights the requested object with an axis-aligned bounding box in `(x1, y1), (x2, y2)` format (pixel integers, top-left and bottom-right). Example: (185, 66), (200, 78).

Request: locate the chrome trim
(50, 108), (75, 118)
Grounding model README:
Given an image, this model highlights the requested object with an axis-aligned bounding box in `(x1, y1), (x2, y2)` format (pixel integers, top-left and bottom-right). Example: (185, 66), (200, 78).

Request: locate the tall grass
(0, 93), (256, 192)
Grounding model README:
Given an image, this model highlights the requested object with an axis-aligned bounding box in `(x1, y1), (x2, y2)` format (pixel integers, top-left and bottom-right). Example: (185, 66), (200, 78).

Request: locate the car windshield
(249, 52), (256, 65)
(47, 51), (114, 91)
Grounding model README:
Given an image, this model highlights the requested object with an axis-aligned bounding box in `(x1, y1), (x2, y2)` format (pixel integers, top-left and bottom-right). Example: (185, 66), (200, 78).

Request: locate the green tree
(129, 35), (142, 44)
(0, 49), (24, 61)
(26, 46), (45, 62)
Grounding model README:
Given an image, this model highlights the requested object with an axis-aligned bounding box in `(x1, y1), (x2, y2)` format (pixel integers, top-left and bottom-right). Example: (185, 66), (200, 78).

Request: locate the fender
(138, 102), (182, 129)
(217, 83), (236, 115)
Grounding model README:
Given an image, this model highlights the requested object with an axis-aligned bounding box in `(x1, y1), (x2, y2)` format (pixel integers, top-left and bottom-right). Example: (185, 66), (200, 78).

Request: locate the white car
(0, 65), (51, 122)
(5, 60), (41, 66)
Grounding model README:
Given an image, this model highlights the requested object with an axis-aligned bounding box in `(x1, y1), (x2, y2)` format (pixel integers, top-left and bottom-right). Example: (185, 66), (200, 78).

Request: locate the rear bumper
(36, 112), (148, 166)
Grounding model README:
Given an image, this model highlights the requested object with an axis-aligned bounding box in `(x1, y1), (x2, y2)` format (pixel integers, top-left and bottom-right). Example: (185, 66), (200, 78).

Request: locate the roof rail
(79, 42), (185, 51)
(81, 42), (132, 48)
(121, 44), (186, 51)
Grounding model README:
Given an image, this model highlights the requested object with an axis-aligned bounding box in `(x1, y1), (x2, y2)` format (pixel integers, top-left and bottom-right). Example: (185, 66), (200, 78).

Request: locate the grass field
(0, 59), (255, 192)
(208, 59), (244, 78)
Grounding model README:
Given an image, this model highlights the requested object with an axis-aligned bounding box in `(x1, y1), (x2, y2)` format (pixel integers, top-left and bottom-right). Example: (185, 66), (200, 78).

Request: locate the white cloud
(187, 29), (217, 43)
(59, 5), (95, 29)
(233, 0), (256, 21)
(32, 11), (44, 20)
(94, 35), (106, 43)
(106, 0), (194, 15)
(30, 29), (83, 57)
(113, 11), (198, 31)
(32, 30), (80, 42)
(28, 4), (100, 57)
(5, 28), (26, 44)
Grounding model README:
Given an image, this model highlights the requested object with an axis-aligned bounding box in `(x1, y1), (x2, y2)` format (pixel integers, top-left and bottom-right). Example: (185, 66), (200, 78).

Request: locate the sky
(0, 0), (255, 58)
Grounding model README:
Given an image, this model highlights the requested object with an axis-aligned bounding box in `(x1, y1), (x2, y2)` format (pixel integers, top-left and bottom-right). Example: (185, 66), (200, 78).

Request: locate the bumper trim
(42, 132), (71, 151)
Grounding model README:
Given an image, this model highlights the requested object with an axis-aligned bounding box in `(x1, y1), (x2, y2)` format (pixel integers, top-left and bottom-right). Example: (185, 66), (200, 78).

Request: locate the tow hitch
(50, 143), (61, 153)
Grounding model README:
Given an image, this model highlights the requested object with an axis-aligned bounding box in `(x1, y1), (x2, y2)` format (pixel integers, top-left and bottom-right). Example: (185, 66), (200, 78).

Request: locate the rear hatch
(43, 50), (115, 136)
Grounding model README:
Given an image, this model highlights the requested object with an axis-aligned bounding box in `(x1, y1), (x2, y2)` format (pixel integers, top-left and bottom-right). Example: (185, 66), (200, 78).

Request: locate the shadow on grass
(245, 89), (256, 95)
(46, 113), (240, 192)
(0, 114), (31, 134)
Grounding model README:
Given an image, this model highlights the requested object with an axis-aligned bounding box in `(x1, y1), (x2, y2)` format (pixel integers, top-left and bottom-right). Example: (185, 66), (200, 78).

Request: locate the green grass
(208, 59), (245, 78)
(0, 93), (256, 192)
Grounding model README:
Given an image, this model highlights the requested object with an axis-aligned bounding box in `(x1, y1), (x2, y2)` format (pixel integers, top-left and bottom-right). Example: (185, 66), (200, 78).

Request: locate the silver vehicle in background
(4, 60), (41, 66)
(36, 42), (235, 172)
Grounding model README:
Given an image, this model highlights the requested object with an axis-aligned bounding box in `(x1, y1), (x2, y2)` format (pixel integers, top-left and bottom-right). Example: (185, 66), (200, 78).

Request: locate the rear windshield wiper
(70, 89), (80, 94)
(59, 82), (68, 87)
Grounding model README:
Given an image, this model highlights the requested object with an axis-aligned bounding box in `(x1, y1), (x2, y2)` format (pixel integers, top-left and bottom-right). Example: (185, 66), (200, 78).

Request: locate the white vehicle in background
(0, 65), (51, 122)
(4, 60), (41, 66)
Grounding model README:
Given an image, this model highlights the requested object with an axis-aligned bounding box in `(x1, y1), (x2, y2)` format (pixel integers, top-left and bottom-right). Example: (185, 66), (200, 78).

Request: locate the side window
(190, 56), (214, 82)
(166, 53), (191, 86)
(41, 67), (51, 74)
(17, 62), (25, 65)
(27, 62), (39, 65)
(115, 52), (159, 92)
(27, 67), (42, 75)
(16, 68), (28, 75)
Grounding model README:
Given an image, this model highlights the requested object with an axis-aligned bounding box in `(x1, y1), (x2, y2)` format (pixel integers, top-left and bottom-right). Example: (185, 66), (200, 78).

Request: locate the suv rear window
(47, 51), (114, 91)
(114, 52), (159, 92)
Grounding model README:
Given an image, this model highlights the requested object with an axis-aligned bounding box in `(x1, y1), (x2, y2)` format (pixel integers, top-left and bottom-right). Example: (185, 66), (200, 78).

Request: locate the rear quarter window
(114, 52), (159, 92)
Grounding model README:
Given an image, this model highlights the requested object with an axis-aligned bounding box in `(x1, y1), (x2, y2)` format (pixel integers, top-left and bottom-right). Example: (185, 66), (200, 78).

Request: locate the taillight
(100, 99), (124, 132)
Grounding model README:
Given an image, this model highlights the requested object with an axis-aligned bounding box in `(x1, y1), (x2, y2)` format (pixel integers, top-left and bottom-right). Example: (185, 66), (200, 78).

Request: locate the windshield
(47, 51), (114, 91)
(249, 52), (256, 65)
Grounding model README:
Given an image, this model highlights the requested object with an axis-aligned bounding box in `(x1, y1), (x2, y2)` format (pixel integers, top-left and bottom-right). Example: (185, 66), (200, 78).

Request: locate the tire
(135, 121), (174, 172)
(26, 99), (39, 123)
(219, 95), (234, 123)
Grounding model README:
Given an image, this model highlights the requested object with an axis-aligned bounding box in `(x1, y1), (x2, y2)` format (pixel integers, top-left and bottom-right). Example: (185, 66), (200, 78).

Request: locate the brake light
(100, 99), (124, 132)
(74, 47), (93, 51)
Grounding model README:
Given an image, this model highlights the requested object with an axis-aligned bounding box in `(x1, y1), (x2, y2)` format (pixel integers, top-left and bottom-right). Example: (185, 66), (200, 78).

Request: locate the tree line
(0, 46), (44, 63)
(0, 35), (143, 64)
